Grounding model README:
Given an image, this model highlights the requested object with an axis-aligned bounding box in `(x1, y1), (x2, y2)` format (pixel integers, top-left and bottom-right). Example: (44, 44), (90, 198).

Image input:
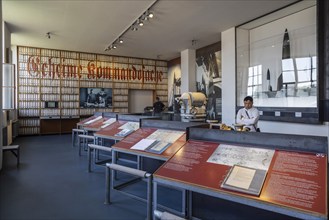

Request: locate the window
(247, 65), (262, 97)
(2, 64), (15, 109)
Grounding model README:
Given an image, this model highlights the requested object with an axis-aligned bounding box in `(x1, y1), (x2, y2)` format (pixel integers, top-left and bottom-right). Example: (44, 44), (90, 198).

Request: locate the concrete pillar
(180, 49), (196, 93)
(221, 28), (236, 125)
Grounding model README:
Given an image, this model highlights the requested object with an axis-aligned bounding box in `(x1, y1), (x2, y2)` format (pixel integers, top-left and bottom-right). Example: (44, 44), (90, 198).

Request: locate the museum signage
(27, 56), (163, 83)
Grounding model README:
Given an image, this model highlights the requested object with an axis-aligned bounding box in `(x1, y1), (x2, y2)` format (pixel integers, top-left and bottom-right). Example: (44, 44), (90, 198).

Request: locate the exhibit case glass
(236, 0), (318, 123)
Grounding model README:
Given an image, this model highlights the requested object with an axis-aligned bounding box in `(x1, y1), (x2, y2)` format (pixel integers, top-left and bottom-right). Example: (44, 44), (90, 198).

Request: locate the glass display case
(236, 0), (318, 123)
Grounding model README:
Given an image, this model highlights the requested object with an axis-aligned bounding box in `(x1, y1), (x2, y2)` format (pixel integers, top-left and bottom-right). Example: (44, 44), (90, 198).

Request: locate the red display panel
(94, 121), (129, 139)
(113, 128), (186, 159)
(261, 150), (327, 216)
(155, 140), (327, 218)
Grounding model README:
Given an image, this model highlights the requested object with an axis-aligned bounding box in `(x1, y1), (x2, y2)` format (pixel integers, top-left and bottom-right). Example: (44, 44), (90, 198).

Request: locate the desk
(153, 140), (328, 220)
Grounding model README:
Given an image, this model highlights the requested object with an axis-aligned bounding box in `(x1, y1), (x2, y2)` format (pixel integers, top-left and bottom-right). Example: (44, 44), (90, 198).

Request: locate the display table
(112, 127), (186, 162)
(94, 121), (131, 142)
(105, 120), (208, 218)
(153, 128), (328, 220)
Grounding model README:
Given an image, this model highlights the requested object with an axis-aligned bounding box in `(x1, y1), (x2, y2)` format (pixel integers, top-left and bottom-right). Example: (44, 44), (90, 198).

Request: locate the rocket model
(267, 68), (272, 91)
(277, 28), (290, 91)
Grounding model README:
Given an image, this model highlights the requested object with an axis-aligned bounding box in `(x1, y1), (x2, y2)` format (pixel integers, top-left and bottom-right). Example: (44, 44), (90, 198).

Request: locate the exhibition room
(0, 0), (328, 219)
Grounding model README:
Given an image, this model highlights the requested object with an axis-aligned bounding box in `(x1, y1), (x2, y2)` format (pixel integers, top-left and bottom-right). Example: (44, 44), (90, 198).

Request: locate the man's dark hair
(156, 97), (160, 101)
(244, 96), (253, 102)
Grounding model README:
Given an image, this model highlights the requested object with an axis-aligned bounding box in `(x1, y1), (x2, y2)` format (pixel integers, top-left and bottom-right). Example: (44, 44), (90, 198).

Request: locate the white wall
(128, 90), (153, 113)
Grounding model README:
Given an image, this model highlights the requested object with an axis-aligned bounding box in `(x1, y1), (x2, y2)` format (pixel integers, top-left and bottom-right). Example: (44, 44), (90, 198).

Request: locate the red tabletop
(112, 128), (186, 160)
(77, 115), (97, 127)
(83, 117), (109, 132)
(154, 140), (327, 218)
(94, 121), (129, 140)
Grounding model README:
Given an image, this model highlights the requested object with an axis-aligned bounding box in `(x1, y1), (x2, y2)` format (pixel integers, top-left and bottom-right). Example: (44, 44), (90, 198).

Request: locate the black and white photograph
(196, 43), (222, 120)
(79, 88), (112, 108)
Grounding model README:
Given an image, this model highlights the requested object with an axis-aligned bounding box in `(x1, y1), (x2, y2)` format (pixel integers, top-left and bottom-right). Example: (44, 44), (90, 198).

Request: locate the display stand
(153, 128), (328, 220)
(105, 120), (208, 217)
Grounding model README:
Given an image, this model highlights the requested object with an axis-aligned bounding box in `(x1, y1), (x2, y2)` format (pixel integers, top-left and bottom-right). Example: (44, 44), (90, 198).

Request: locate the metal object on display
(176, 92), (207, 122)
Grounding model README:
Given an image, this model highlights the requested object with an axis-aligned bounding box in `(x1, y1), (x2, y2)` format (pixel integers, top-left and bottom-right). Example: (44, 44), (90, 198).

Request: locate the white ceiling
(3, 0), (297, 61)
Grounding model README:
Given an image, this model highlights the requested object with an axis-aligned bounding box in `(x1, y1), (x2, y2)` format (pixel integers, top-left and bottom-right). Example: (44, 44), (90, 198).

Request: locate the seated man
(236, 96), (260, 132)
(153, 97), (165, 116)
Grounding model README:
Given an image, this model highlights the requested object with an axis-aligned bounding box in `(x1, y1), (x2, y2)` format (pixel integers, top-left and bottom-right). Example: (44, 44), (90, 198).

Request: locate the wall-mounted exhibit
(17, 46), (168, 135)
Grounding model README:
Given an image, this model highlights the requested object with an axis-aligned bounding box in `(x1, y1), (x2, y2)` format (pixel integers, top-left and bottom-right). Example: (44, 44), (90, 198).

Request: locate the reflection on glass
(236, 3), (317, 108)
(2, 64), (15, 109)
(247, 65), (262, 97)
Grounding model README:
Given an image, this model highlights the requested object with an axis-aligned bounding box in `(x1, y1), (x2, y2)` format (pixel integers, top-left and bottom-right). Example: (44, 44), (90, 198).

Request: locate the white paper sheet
(131, 139), (157, 151)
(103, 118), (116, 125)
(225, 166), (256, 189)
(207, 144), (275, 171)
(84, 116), (102, 124)
(119, 122), (140, 131)
(146, 129), (184, 143)
(101, 123), (111, 129)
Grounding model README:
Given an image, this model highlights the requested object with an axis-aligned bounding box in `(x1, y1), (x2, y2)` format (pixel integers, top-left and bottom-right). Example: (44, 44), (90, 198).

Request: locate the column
(180, 49), (196, 93)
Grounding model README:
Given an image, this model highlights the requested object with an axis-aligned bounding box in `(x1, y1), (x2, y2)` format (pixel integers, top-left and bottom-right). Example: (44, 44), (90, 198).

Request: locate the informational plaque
(130, 129), (184, 154)
(221, 165), (267, 196)
(207, 144), (275, 170)
(261, 151), (327, 217)
(155, 141), (327, 218)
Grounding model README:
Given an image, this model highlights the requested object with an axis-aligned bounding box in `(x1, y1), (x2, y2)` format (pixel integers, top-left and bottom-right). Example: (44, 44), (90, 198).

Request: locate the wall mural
(196, 46), (222, 120)
(167, 63), (181, 112)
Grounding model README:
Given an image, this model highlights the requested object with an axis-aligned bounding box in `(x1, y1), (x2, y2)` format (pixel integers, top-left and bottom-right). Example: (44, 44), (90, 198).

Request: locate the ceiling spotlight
(119, 38), (123, 44)
(46, 32), (51, 39)
(131, 25), (138, 31)
(142, 13), (149, 21)
(112, 44), (117, 49)
(148, 11), (154, 18)
(138, 19), (144, 27)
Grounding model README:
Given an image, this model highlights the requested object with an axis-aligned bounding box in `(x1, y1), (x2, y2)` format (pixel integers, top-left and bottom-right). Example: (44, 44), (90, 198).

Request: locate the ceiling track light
(142, 13), (149, 21)
(138, 19), (144, 27)
(104, 0), (158, 52)
(148, 11), (154, 18)
(46, 32), (51, 39)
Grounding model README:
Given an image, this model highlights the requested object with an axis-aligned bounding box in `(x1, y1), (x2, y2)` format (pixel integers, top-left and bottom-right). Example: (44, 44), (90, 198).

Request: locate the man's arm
(236, 109), (244, 124)
(243, 108), (259, 125)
